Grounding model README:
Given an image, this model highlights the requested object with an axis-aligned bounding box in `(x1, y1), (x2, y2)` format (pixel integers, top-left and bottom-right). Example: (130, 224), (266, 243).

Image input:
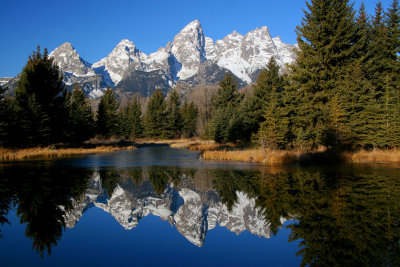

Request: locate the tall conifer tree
(240, 57), (285, 140)
(366, 1), (400, 147)
(0, 85), (8, 146)
(15, 46), (67, 146)
(385, 0), (400, 147)
(210, 73), (242, 143)
(120, 98), (143, 139)
(258, 87), (289, 149)
(67, 84), (94, 144)
(144, 89), (166, 138)
(96, 87), (119, 137)
(181, 99), (198, 138)
(290, 0), (358, 149)
(164, 89), (182, 138)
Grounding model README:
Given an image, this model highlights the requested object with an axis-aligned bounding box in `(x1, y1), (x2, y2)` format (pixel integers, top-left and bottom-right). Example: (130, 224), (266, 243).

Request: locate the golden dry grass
(135, 138), (218, 150)
(187, 142), (237, 151)
(0, 146), (136, 162)
(343, 149), (400, 163)
(168, 139), (207, 148)
(201, 149), (303, 164)
(134, 138), (201, 147)
(202, 147), (400, 165)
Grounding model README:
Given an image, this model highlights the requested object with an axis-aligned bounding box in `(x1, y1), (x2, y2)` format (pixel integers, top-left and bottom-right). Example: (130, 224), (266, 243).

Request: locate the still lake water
(1, 145), (400, 266)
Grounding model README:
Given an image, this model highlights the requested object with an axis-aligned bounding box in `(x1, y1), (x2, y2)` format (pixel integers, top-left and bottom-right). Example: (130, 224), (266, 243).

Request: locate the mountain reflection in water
(1, 163), (400, 266)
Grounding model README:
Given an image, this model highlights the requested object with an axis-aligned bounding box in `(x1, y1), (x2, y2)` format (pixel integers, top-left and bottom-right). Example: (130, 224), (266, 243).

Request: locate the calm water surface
(1, 145), (400, 266)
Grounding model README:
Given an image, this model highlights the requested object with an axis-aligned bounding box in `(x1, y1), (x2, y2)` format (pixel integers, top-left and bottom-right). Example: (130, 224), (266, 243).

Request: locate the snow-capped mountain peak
(171, 20), (206, 80)
(92, 39), (146, 86)
(57, 41), (74, 50)
(49, 42), (94, 77)
(180, 19), (201, 33)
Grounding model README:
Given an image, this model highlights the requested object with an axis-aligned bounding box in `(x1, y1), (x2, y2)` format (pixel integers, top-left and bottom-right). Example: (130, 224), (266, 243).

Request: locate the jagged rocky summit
(3, 20), (297, 99)
(63, 172), (277, 247)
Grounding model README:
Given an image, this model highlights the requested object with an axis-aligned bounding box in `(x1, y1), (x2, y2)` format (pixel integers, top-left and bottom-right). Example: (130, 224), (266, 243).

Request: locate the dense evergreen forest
(1, 0), (400, 151)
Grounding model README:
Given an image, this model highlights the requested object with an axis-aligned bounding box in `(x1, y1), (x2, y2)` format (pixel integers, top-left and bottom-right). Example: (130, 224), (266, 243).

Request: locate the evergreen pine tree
(14, 46), (67, 146)
(258, 87), (289, 149)
(356, 2), (372, 62)
(366, 2), (400, 147)
(181, 99), (198, 138)
(240, 57), (286, 141)
(367, 2), (390, 96)
(210, 73), (242, 143)
(0, 85), (8, 146)
(339, 61), (382, 148)
(290, 0), (359, 149)
(96, 87), (119, 137)
(385, 0), (400, 147)
(67, 84), (94, 145)
(120, 98), (143, 139)
(386, 0), (400, 61)
(212, 73), (240, 110)
(164, 89), (182, 139)
(144, 89), (166, 138)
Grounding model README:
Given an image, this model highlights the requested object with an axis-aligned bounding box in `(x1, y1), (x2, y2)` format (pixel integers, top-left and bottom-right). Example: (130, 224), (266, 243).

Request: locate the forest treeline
(206, 0), (400, 150)
(0, 47), (198, 147)
(1, 0), (400, 151)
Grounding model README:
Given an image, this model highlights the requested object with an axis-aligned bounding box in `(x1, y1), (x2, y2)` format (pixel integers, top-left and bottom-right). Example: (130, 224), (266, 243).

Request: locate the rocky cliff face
(48, 42), (109, 98)
(171, 20), (206, 80)
(3, 20), (296, 99)
(63, 173), (273, 247)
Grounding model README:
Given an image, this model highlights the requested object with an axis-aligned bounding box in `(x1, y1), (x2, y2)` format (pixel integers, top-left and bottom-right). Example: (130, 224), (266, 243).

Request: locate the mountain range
(4, 20), (297, 99)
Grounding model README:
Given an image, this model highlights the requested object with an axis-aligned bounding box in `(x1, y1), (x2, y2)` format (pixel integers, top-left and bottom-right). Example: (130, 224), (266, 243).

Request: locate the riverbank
(0, 145), (136, 162)
(150, 138), (400, 164)
(201, 147), (400, 164)
(343, 149), (400, 163)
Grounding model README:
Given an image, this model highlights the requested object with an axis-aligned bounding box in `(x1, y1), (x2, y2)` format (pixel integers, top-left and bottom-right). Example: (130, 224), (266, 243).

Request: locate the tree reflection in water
(1, 163), (399, 265)
(0, 164), (92, 257)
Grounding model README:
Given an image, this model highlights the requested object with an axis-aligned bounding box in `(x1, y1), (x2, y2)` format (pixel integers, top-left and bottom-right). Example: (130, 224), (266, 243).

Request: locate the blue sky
(0, 0), (394, 77)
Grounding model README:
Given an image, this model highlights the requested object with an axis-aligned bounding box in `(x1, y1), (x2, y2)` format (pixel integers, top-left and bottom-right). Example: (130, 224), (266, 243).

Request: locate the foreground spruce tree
(14, 46), (67, 146)
(120, 98), (143, 139)
(144, 89), (166, 138)
(290, 0), (359, 149)
(0, 85), (9, 146)
(258, 86), (290, 149)
(164, 89), (182, 138)
(210, 73), (242, 143)
(181, 99), (198, 138)
(96, 87), (119, 137)
(363, 1), (400, 147)
(66, 84), (94, 144)
(241, 57), (286, 142)
(383, 0), (400, 147)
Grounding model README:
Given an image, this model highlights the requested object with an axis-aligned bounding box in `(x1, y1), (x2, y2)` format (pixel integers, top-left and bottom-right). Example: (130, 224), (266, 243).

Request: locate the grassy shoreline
(153, 138), (400, 164)
(201, 148), (400, 164)
(0, 145), (136, 162)
(2, 138), (400, 164)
